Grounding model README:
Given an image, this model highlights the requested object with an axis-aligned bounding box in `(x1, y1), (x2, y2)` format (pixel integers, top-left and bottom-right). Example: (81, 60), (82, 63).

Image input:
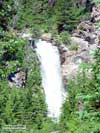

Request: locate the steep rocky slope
(59, 3), (100, 85)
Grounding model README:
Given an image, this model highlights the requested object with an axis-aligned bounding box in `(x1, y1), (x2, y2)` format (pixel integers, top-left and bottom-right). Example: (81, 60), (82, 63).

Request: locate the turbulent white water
(35, 39), (65, 119)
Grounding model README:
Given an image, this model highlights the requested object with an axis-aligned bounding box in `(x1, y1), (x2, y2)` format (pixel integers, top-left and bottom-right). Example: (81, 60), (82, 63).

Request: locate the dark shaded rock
(0, 0), (3, 8)
(84, 32), (97, 44)
(58, 45), (68, 64)
(8, 69), (27, 88)
(8, 73), (15, 82)
(0, 18), (8, 31)
(58, 45), (68, 54)
(29, 38), (37, 49)
(91, 4), (100, 23)
(60, 57), (66, 65)
(58, 23), (64, 33)
(85, 36), (95, 44)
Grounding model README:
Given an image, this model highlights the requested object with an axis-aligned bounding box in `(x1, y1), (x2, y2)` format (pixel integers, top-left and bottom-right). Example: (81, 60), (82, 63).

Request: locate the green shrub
(0, 36), (26, 78)
(69, 43), (79, 51)
(59, 31), (71, 45)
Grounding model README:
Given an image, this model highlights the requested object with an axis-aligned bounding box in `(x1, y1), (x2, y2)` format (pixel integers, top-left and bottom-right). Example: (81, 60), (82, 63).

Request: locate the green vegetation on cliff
(0, 0), (100, 133)
(60, 49), (100, 133)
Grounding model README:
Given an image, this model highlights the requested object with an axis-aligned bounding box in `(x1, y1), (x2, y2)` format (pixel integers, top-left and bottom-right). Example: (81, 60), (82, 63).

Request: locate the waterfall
(35, 39), (65, 119)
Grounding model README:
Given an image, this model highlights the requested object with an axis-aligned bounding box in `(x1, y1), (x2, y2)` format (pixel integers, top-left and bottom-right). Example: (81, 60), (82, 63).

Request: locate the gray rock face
(71, 37), (89, 50)
(60, 11), (99, 84)
(91, 4), (100, 23)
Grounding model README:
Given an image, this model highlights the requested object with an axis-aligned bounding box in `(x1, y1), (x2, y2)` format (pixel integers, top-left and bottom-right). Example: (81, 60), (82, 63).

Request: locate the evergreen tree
(53, 0), (84, 32)
(0, 0), (15, 30)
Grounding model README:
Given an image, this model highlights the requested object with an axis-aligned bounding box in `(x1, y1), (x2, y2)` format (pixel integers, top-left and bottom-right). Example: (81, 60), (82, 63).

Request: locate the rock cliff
(59, 3), (100, 85)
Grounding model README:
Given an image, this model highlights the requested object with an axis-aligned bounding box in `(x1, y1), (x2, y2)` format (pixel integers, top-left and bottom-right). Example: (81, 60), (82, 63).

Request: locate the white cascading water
(35, 39), (65, 119)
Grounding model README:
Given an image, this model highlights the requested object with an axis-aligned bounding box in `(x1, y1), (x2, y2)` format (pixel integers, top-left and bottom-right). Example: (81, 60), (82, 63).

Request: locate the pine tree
(53, 0), (84, 32)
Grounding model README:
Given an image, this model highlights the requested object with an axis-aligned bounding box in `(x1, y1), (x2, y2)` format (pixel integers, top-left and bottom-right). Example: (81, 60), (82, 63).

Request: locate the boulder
(84, 32), (97, 44)
(77, 21), (95, 32)
(72, 32), (81, 38)
(41, 33), (52, 41)
(91, 4), (100, 23)
(73, 50), (90, 64)
(58, 44), (68, 55)
(71, 37), (89, 50)
(22, 33), (32, 39)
